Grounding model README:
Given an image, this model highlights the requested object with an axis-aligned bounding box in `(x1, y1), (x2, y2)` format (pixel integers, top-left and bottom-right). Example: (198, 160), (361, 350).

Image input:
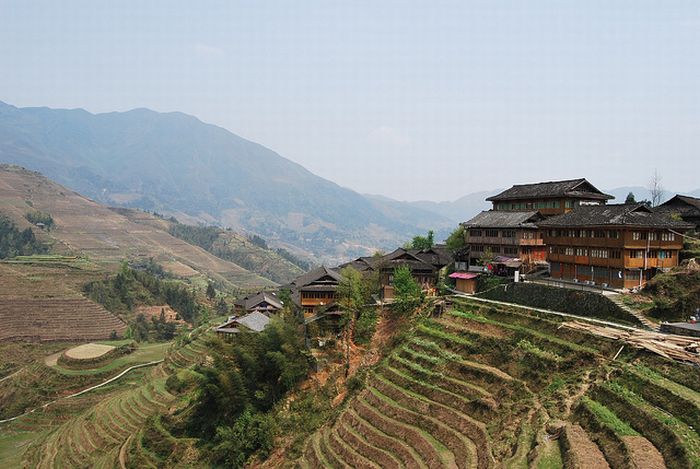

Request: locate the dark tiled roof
(290, 265), (343, 288)
(538, 204), (695, 229)
(657, 195), (700, 215)
(486, 178), (613, 202)
(236, 291), (283, 311)
(463, 211), (543, 229)
(216, 311), (271, 333)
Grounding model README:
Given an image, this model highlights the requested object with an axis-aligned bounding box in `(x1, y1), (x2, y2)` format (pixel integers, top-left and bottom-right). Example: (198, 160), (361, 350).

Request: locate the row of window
(469, 229), (540, 238)
(629, 250), (674, 259)
(495, 201), (561, 210)
(632, 231), (676, 241)
(548, 229), (676, 241)
(547, 229), (620, 239)
(549, 246), (622, 259)
(301, 292), (336, 299)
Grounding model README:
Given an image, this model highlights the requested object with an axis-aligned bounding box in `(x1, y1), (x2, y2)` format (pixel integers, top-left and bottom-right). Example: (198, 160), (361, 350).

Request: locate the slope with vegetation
(297, 297), (700, 469)
(0, 164), (275, 291)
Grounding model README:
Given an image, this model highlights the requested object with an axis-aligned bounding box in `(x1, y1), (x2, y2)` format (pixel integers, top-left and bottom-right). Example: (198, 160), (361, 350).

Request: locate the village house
(338, 246), (452, 301)
(655, 195), (700, 229)
(285, 266), (344, 317)
(487, 178), (613, 217)
(233, 291), (284, 316)
(374, 248), (440, 300)
(539, 203), (693, 289)
(463, 211), (546, 273)
(215, 311), (271, 336)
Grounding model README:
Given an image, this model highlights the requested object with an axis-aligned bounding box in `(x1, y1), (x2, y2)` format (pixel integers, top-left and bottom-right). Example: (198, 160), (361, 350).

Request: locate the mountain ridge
(0, 101), (453, 264)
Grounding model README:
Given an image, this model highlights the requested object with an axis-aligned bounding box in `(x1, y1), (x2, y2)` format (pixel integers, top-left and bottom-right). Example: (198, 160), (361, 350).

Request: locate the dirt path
(623, 436), (666, 469)
(44, 351), (62, 367)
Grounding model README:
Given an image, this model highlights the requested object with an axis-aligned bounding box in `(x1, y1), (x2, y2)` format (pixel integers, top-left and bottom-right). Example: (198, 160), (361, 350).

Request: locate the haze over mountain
(0, 101), (453, 264)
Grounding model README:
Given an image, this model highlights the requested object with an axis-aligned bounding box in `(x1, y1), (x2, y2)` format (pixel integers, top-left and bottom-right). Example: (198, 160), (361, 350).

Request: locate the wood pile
(562, 321), (700, 365)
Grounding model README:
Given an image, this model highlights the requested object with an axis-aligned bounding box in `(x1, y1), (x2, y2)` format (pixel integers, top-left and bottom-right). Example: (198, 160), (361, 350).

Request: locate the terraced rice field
(2, 333), (212, 468)
(300, 298), (700, 469)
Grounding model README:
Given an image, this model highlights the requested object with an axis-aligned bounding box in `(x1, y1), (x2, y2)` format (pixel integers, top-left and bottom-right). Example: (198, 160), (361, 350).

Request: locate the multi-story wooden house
(655, 195), (700, 229)
(463, 211), (546, 271)
(539, 204), (693, 289)
(287, 266), (343, 316)
(487, 178), (613, 217)
(376, 248), (438, 300)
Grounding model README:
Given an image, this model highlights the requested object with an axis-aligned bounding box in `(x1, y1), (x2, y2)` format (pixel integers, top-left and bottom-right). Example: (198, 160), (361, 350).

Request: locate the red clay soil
(562, 424), (610, 469)
(622, 436), (667, 469)
(134, 305), (186, 324)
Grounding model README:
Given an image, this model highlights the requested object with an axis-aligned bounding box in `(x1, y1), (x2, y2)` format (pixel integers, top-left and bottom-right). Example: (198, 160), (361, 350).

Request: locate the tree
(409, 230), (435, 250)
(392, 265), (424, 315)
(446, 225), (466, 251)
(648, 170), (666, 207)
(625, 192), (637, 204)
(206, 282), (216, 300)
(337, 267), (374, 374)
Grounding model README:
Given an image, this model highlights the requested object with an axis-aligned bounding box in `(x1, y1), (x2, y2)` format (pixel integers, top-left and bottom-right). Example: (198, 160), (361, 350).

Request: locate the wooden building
(449, 272), (479, 294)
(233, 291), (283, 316)
(487, 178), (613, 217)
(655, 195), (700, 229)
(215, 311), (271, 337)
(539, 204), (693, 289)
(375, 248), (439, 300)
(463, 211), (546, 271)
(287, 266), (344, 316)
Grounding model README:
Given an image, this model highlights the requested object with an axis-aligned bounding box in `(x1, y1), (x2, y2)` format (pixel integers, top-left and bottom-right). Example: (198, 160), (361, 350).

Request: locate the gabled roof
(216, 311), (271, 333)
(463, 211), (543, 229)
(657, 195), (700, 215)
(236, 291), (283, 311)
(290, 265), (343, 288)
(486, 178), (613, 202)
(236, 311), (271, 332)
(414, 244), (453, 268)
(538, 203), (695, 229)
(375, 248), (435, 272)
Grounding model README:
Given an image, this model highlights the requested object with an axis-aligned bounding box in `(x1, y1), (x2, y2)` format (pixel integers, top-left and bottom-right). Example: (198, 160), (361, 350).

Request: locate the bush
(354, 309), (377, 345)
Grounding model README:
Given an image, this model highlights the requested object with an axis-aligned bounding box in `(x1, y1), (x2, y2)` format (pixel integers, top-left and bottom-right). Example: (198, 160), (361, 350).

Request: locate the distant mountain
(0, 101), (453, 264)
(405, 190), (497, 223)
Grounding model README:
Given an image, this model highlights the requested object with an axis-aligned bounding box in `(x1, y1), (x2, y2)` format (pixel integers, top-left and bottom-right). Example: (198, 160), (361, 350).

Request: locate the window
(611, 250), (621, 259)
(608, 231), (619, 239)
(632, 232), (641, 240)
(523, 231), (535, 239)
(661, 232), (675, 241)
(648, 232), (658, 241)
(503, 246), (518, 255)
(502, 230), (515, 238)
(485, 229), (499, 237)
(568, 230), (576, 238)
(576, 248), (588, 256)
(565, 247), (574, 256)
(579, 230), (588, 238)
(470, 229), (482, 237)
(565, 200), (574, 209)
(648, 250), (657, 258)
(594, 230), (606, 238)
(490, 246), (501, 253)
(629, 250), (644, 259)
(591, 249), (609, 258)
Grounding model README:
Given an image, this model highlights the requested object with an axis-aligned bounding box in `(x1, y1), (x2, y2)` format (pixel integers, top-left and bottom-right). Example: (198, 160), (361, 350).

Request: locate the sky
(1, 1), (699, 201)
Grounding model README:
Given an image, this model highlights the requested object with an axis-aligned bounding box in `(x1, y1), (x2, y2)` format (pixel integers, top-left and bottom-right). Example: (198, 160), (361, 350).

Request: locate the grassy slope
(0, 165), (274, 291)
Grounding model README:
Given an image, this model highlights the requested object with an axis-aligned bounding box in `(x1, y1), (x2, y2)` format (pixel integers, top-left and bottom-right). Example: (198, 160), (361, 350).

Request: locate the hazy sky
(1, 1), (699, 201)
